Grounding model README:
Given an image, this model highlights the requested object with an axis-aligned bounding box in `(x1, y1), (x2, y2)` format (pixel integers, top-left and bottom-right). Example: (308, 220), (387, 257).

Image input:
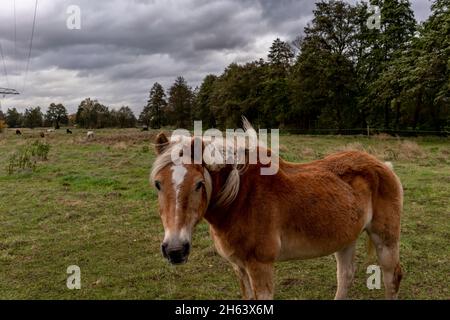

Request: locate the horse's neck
(204, 161), (283, 230)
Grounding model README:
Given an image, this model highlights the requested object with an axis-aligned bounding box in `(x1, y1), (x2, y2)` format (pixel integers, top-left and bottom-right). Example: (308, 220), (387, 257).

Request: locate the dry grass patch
(373, 133), (395, 140)
(329, 142), (366, 155)
(398, 140), (426, 160)
(301, 147), (315, 157)
(91, 132), (155, 145)
(112, 142), (128, 150)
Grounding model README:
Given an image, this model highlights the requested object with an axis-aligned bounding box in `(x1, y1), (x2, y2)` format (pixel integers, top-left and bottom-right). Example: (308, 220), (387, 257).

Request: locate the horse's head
(151, 132), (211, 265)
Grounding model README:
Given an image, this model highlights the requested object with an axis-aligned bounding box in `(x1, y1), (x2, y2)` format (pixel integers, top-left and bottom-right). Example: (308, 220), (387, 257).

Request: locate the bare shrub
(0, 120), (6, 133)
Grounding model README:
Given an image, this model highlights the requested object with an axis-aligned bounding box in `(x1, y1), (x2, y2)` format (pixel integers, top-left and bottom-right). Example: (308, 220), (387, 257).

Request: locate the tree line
(141, 0), (449, 132)
(1, 104), (69, 129)
(0, 101), (137, 129)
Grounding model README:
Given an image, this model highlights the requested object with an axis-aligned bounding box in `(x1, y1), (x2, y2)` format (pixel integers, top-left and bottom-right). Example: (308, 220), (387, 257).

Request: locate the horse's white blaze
(171, 164), (187, 211)
(163, 229), (172, 243)
(179, 227), (191, 243)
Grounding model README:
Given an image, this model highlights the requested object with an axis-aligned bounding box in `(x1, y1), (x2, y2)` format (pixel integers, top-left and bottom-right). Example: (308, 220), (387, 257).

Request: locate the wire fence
(278, 128), (449, 137)
(154, 126), (449, 137)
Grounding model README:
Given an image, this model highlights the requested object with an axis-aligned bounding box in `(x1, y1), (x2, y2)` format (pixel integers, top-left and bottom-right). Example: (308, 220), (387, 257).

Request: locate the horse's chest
(209, 226), (245, 264)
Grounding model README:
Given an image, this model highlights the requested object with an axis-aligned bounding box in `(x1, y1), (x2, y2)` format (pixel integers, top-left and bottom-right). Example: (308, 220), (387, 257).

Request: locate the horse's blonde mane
(150, 117), (256, 208)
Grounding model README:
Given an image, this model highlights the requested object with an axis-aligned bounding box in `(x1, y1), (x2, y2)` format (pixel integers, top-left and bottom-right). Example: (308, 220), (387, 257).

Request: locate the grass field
(0, 128), (449, 299)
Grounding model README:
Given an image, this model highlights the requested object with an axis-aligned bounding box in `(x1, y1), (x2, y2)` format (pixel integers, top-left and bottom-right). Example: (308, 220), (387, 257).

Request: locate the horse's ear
(155, 132), (169, 154)
(191, 136), (204, 164)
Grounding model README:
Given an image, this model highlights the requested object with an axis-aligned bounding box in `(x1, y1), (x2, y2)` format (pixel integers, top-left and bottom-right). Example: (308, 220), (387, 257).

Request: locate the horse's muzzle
(161, 242), (190, 265)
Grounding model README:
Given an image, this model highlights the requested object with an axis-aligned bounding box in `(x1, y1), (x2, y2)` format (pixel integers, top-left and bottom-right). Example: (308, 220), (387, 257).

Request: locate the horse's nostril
(161, 243), (168, 258)
(164, 242), (191, 265)
(183, 242), (190, 255)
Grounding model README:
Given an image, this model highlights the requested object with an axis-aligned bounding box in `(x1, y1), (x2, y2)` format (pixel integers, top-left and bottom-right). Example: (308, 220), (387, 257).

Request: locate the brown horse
(150, 123), (403, 300)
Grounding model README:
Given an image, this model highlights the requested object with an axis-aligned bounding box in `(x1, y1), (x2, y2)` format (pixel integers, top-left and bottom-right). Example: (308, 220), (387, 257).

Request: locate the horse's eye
(195, 181), (204, 192)
(155, 181), (161, 191)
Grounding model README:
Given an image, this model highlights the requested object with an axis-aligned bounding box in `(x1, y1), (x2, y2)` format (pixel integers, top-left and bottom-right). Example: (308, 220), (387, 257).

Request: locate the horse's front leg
(245, 261), (274, 300)
(231, 263), (254, 300)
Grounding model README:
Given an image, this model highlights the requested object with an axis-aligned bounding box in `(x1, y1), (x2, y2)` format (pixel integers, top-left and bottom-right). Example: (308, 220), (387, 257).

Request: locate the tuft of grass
(7, 148), (36, 174)
(6, 140), (50, 174)
(398, 140), (425, 160)
(31, 140), (51, 160)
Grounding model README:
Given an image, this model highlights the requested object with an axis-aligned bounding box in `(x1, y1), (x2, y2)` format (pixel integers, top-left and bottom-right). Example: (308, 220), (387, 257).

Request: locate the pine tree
(5, 108), (23, 128)
(168, 77), (193, 128)
(268, 38), (294, 75)
(193, 75), (217, 128)
(23, 107), (43, 129)
(140, 82), (167, 128)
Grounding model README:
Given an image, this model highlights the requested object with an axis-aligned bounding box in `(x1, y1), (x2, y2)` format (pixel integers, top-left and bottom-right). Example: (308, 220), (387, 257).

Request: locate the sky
(0, 0), (433, 114)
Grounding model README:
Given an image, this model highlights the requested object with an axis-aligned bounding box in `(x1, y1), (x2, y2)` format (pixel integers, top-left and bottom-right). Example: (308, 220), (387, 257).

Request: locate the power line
(13, 0), (17, 89)
(22, 0), (38, 93)
(0, 42), (10, 88)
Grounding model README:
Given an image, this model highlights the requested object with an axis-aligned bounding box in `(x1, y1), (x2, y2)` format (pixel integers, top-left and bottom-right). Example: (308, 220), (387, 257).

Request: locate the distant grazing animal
(47, 129), (55, 133)
(151, 118), (403, 300)
(66, 129), (73, 134)
(142, 126), (149, 131)
(16, 129), (22, 135)
(87, 131), (94, 139)
(40, 132), (45, 138)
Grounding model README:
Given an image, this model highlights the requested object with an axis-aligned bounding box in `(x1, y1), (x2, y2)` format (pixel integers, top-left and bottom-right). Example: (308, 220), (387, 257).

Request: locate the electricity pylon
(0, 88), (19, 96)
(0, 87), (19, 112)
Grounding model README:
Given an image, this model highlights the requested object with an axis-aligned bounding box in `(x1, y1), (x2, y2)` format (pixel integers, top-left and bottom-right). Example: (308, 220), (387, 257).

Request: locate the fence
(279, 128), (449, 137)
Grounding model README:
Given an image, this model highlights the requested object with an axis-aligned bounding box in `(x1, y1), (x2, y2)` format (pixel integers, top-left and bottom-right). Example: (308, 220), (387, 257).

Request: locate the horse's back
(286, 150), (401, 198)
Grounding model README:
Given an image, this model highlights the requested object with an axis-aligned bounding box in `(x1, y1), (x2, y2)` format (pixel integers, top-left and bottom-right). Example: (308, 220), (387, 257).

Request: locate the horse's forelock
(152, 120), (257, 208)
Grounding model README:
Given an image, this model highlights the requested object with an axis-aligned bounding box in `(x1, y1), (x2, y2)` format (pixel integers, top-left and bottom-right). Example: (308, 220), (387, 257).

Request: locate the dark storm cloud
(0, 0), (432, 114)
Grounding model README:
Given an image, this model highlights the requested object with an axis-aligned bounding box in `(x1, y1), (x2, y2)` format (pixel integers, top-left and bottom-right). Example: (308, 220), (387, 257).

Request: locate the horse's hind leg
(367, 200), (402, 299)
(368, 231), (402, 299)
(334, 241), (357, 300)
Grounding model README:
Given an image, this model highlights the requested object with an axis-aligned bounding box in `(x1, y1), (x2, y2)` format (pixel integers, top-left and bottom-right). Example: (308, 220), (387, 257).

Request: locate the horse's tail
(366, 235), (376, 262)
(384, 161), (394, 171)
(365, 161), (396, 262)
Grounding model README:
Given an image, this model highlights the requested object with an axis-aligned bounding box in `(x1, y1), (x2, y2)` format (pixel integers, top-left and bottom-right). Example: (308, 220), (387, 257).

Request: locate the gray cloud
(0, 0), (432, 114)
